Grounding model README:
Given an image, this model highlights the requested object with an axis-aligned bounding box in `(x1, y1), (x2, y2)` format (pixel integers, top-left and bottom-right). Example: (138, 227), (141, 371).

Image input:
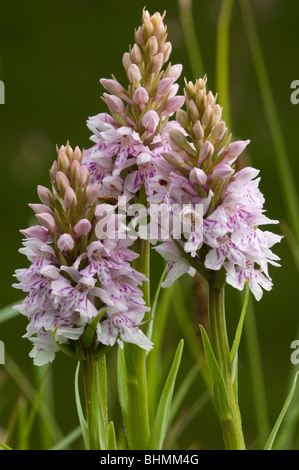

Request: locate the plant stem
(208, 277), (246, 450)
(82, 349), (101, 450)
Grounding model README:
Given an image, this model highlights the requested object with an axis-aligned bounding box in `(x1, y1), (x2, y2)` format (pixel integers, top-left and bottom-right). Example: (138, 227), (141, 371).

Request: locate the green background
(0, 0), (299, 450)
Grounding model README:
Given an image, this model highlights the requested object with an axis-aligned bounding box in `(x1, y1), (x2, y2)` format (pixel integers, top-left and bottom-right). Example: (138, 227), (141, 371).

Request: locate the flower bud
(79, 165), (90, 186)
(142, 110), (159, 134)
(122, 52), (132, 71)
(37, 185), (54, 206)
(100, 78), (124, 95)
(210, 121), (227, 145)
(20, 225), (50, 242)
(86, 183), (102, 204)
(198, 141), (214, 165)
(103, 93), (125, 117)
(160, 42), (172, 62)
(202, 104), (212, 126)
(135, 26), (145, 46)
(58, 151), (70, 171)
(212, 104), (222, 126)
(223, 140), (250, 164)
(57, 233), (75, 252)
(189, 167), (207, 186)
(151, 53), (164, 73)
(192, 121), (204, 141)
(164, 95), (185, 115)
(176, 109), (189, 129)
(127, 64), (142, 84)
(188, 100), (199, 121)
(206, 90), (216, 106)
(28, 203), (53, 215)
(133, 87), (149, 107)
(36, 213), (58, 232)
(74, 219), (92, 237)
(64, 187), (77, 209)
(147, 36), (159, 56)
(131, 44), (143, 64)
(143, 19), (155, 38)
(167, 64), (183, 81)
(157, 77), (174, 95)
(56, 171), (70, 193)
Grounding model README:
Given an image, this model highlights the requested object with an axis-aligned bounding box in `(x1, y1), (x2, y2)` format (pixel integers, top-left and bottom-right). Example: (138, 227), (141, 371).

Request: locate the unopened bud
(167, 64), (183, 81)
(160, 42), (172, 62)
(73, 146), (83, 162)
(74, 219), (92, 237)
(131, 44), (143, 64)
(79, 165), (90, 186)
(64, 187), (77, 209)
(135, 26), (145, 46)
(122, 52), (132, 71)
(154, 19), (166, 41)
(133, 87), (149, 106)
(127, 64), (142, 84)
(56, 171), (70, 193)
(147, 36), (159, 56)
(176, 109), (189, 129)
(100, 78), (124, 95)
(143, 19), (155, 38)
(152, 53), (164, 73)
(202, 104), (212, 126)
(188, 100), (199, 121)
(57, 233), (75, 252)
(20, 225), (50, 242)
(58, 151), (70, 171)
(206, 90), (216, 107)
(192, 121), (204, 141)
(212, 104), (222, 126)
(103, 93), (125, 116)
(86, 183), (101, 204)
(210, 121), (227, 145)
(195, 89), (205, 110)
(198, 141), (214, 164)
(50, 160), (59, 180)
(142, 110), (159, 134)
(36, 213), (57, 232)
(164, 95), (185, 115)
(189, 167), (207, 186)
(157, 77), (174, 95)
(37, 185), (54, 206)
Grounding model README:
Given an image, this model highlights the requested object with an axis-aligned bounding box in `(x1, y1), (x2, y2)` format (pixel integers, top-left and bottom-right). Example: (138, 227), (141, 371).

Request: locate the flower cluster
(151, 77), (282, 300)
(83, 9), (185, 200)
(13, 143), (152, 366)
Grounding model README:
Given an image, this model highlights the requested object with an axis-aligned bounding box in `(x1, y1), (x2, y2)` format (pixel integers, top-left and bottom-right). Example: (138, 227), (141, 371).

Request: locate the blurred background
(0, 0), (299, 450)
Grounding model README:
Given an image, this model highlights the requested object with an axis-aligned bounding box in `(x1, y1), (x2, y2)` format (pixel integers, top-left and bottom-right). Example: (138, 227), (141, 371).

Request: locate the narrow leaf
(264, 372), (299, 450)
(199, 325), (231, 420)
(74, 363), (89, 449)
(82, 308), (108, 349)
(107, 421), (118, 450)
(0, 302), (22, 324)
(231, 283), (249, 382)
(147, 339), (184, 450)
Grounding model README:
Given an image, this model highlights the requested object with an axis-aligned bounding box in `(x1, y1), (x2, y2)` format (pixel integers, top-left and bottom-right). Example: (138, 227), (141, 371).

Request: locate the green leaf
(74, 363), (89, 449)
(0, 441), (13, 450)
(117, 347), (132, 447)
(50, 426), (82, 450)
(91, 360), (107, 450)
(82, 308), (108, 349)
(264, 372), (299, 450)
(0, 302), (22, 324)
(231, 283), (249, 383)
(199, 325), (231, 420)
(147, 339), (184, 450)
(107, 421), (118, 450)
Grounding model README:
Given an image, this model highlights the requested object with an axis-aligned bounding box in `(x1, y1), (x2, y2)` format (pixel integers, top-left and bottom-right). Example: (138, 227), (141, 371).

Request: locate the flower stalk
(208, 275), (246, 450)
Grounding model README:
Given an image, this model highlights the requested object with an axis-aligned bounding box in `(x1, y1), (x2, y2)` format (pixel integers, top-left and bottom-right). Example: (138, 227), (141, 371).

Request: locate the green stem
(208, 277), (246, 450)
(82, 349), (101, 450)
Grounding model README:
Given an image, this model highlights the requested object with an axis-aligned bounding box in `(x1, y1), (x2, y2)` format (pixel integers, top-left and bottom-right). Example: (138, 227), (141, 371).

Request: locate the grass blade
(264, 372), (299, 450)
(147, 339), (184, 450)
